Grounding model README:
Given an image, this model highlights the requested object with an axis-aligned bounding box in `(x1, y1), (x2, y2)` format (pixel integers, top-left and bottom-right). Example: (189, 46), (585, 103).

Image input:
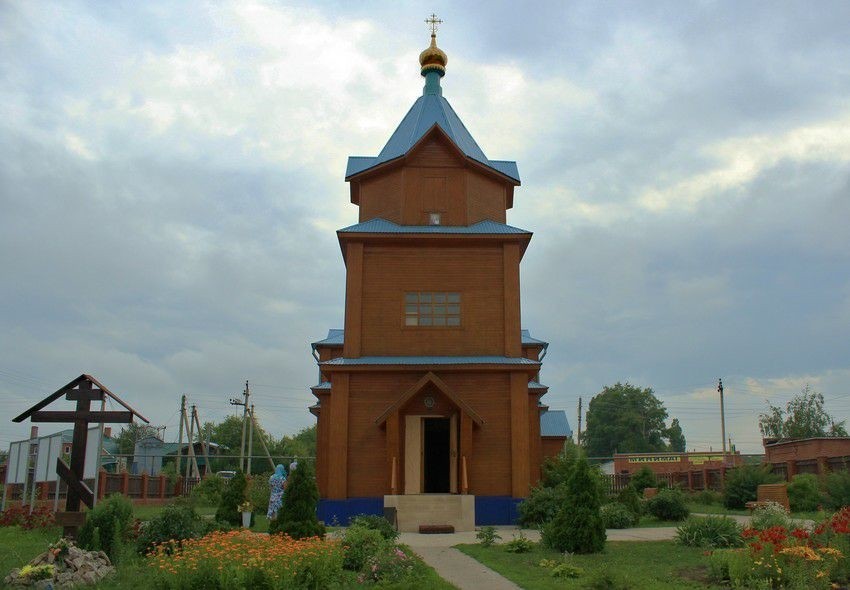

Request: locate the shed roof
(345, 94), (520, 183)
(541, 410), (572, 438)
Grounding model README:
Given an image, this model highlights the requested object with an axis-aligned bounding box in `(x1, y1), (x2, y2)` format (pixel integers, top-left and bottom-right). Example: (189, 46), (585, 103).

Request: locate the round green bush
(341, 524), (388, 571)
(349, 514), (398, 541)
(600, 503), (638, 529)
(136, 503), (204, 555)
(824, 470), (850, 510)
(190, 476), (225, 507)
(518, 484), (568, 527)
(630, 467), (656, 494)
(675, 516), (743, 548)
(646, 488), (690, 521)
(787, 473), (823, 512)
(616, 485), (643, 516)
(722, 465), (780, 509)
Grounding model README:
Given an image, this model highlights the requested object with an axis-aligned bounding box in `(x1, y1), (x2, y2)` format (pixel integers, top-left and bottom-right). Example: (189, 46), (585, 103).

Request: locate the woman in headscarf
(267, 464), (287, 520)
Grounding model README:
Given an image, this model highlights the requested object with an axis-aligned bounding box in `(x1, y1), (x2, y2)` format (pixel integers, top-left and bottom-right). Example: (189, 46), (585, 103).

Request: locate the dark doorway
(423, 418), (450, 493)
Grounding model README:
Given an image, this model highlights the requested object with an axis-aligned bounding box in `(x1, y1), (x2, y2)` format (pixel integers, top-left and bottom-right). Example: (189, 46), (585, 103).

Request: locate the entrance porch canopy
(375, 371), (483, 495)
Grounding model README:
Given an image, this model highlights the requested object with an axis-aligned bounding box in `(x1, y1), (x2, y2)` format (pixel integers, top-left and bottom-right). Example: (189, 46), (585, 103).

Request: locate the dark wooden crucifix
(13, 374), (148, 537)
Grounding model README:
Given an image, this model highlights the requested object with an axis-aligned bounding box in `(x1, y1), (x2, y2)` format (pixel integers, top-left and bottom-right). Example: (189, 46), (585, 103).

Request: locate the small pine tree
(542, 455), (606, 554)
(268, 461), (325, 539)
(216, 471), (248, 525)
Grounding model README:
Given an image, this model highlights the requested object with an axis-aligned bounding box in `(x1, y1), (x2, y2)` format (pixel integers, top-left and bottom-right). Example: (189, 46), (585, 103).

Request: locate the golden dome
(419, 33), (447, 77)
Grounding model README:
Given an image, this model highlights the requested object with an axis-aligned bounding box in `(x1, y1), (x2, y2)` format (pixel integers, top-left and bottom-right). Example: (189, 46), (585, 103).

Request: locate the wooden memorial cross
(13, 374), (148, 537)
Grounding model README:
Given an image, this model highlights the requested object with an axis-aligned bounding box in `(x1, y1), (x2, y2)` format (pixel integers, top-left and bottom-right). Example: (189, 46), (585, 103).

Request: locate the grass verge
(456, 540), (724, 589)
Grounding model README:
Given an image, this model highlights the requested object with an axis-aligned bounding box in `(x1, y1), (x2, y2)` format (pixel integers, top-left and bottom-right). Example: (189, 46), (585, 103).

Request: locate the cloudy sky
(2, 1), (849, 454)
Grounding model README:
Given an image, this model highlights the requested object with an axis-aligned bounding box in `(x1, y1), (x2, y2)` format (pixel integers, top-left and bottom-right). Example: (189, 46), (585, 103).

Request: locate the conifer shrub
(78, 493), (133, 561)
(787, 473), (823, 512)
(519, 442), (606, 528)
(215, 471), (252, 526)
(646, 488), (689, 521)
(722, 465), (781, 509)
(629, 467), (656, 494)
(542, 456), (606, 554)
(268, 460), (325, 539)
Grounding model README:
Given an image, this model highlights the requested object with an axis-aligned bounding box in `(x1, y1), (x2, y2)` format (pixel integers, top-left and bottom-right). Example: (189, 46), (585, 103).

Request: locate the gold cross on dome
(425, 13), (443, 35)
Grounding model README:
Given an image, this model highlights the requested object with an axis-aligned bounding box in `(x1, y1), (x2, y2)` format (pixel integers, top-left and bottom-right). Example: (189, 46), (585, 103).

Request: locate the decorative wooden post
(12, 374), (148, 538)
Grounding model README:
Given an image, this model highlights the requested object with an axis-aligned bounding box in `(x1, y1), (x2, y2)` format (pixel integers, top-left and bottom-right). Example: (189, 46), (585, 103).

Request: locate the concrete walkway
(411, 545), (521, 590)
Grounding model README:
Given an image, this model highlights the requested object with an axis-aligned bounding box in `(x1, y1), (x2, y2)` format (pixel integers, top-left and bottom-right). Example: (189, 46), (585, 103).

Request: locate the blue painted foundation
(317, 497), (383, 526)
(318, 496), (523, 526)
(474, 496), (522, 526)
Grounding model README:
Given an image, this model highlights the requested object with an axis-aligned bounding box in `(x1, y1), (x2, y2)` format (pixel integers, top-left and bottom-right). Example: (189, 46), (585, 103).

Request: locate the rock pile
(4, 542), (114, 588)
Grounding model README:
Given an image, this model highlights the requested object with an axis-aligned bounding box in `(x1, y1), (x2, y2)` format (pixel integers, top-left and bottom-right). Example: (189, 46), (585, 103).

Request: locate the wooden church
(309, 25), (570, 530)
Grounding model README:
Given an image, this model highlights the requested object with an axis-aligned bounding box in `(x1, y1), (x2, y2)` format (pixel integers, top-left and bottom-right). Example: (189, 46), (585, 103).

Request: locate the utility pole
(185, 405), (198, 480)
(247, 403), (255, 475)
(577, 397), (582, 444)
(176, 395), (186, 476)
(250, 407), (276, 471)
(192, 406), (210, 477)
(718, 378), (727, 467)
(229, 382), (249, 472)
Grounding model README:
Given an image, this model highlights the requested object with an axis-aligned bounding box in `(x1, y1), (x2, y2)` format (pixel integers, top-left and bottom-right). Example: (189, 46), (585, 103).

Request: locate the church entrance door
(423, 418), (450, 493)
(403, 414), (458, 494)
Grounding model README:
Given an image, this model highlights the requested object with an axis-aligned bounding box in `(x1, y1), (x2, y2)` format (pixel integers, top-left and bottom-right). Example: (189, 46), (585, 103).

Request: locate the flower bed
(709, 508), (850, 589)
(147, 530), (344, 589)
(0, 506), (55, 530)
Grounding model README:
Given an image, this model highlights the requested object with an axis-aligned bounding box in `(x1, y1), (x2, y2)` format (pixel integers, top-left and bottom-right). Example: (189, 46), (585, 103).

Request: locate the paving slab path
(409, 544), (521, 590)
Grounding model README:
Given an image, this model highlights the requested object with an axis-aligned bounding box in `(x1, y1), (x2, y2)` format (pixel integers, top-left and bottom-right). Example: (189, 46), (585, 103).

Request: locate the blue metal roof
(338, 218), (531, 235)
(541, 410), (572, 438)
(312, 329), (344, 347)
(528, 381), (549, 390)
(310, 382), (331, 390)
(521, 329), (549, 346)
(346, 93), (520, 183)
(313, 329), (546, 349)
(321, 356), (539, 366)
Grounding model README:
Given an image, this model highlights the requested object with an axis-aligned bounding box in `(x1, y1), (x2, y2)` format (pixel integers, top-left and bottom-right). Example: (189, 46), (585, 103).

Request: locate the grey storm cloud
(1, 0), (849, 453)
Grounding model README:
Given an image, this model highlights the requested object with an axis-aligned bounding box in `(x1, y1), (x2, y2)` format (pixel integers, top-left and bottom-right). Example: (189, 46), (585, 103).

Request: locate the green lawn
(457, 540), (724, 590)
(0, 526), (61, 577)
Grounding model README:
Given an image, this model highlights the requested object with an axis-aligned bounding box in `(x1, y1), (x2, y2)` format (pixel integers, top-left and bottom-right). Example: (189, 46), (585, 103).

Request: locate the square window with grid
(404, 292), (461, 326)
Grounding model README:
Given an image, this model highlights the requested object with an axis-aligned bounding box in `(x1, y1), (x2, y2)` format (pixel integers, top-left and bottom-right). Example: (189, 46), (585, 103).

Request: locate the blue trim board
(475, 496), (522, 526)
(317, 497), (383, 526)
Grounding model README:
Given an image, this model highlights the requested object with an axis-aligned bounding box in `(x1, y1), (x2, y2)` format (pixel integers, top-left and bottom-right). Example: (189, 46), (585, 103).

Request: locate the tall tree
(666, 418), (686, 452)
(582, 382), (682, 457)
(758, 385), (847, 439)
